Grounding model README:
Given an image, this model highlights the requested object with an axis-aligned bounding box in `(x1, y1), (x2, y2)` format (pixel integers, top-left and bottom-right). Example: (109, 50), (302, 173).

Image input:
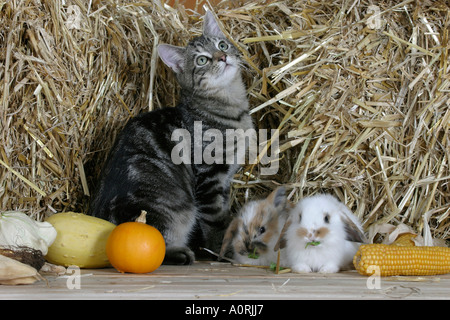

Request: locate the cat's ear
(203, 11), (225, 38)
(158, 44), (185, 74)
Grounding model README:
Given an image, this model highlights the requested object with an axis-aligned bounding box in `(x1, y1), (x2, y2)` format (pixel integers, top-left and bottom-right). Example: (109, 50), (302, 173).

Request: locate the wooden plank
(1, 262), (449, 299)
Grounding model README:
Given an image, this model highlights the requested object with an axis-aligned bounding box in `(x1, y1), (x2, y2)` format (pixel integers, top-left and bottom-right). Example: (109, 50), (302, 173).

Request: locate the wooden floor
(2, 261), (449, 300)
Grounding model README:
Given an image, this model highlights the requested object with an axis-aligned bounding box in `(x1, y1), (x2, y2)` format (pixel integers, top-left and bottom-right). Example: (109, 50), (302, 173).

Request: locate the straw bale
(0, 0), (449, 241)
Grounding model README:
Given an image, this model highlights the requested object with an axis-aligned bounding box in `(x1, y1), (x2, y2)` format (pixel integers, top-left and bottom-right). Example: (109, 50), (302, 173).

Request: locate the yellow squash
(45, 212), (116, 268)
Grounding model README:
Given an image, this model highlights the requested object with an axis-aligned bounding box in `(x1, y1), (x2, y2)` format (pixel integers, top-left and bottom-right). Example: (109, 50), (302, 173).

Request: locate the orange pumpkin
(106, 211), (166, 273)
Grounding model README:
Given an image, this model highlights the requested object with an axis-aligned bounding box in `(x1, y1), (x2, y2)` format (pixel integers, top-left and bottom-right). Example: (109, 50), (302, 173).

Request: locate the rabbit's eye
(324, 213), (330, 224)
(259, 227), (266, 235)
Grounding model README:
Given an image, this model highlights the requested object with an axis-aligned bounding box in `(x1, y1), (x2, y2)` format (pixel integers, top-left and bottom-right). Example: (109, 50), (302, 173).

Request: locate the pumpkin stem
(136, 210), (147, 223)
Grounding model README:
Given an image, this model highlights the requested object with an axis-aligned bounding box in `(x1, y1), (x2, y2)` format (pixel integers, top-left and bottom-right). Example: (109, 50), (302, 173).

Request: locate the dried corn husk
(368, 223), (448, 247)
(0, 246), (46, 270)
(0, 254), (43, 285)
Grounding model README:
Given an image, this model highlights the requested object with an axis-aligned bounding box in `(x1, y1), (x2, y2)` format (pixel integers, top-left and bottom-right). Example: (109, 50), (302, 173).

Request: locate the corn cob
(353, 244), (450, 276)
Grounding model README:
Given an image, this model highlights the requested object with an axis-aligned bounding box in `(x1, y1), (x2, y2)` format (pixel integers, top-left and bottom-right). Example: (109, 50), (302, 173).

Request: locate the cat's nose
(213, 51), (227, 62)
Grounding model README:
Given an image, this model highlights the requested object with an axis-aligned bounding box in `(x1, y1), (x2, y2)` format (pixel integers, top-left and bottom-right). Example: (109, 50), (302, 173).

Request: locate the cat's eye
(218, 41), (229, 51)
(196, 56), (209, 66)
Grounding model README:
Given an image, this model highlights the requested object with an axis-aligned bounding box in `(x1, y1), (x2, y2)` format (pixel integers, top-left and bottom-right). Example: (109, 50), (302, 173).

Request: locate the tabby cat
(88, 12), (253, 265)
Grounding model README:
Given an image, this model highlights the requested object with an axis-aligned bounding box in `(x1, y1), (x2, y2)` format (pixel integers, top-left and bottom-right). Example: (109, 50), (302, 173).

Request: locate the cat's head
(158, 11), (242, 93)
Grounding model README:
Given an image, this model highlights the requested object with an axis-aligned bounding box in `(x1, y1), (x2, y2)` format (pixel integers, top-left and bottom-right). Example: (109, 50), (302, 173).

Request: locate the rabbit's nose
(306, 230), (320, 242)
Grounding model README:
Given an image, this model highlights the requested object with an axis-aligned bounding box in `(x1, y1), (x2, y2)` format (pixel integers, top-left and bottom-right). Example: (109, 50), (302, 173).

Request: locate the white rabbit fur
(281, 194), (366, 273)
(219, 187), (292, 266)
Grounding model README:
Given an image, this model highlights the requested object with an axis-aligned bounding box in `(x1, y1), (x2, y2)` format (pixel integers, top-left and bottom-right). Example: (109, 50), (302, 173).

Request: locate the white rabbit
(276, 194), (366, 273)
(219, 187), (292, 266)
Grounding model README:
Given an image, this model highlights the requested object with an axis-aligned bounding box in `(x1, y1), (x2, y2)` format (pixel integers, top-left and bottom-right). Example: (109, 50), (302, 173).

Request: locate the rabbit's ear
(267, 186), (287, 211)
(340, 210), (367, 243)
(274, 217), (292, 251)
(219, 217), (240, 259)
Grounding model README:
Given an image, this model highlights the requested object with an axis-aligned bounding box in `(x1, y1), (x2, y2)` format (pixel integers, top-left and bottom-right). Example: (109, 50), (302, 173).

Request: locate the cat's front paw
(163, 247), (195, 265)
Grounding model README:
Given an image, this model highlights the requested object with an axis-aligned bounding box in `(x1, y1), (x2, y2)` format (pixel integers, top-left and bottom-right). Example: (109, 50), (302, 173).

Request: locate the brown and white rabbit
(276, 194), (366, 273)
(219, 187), (291, 266)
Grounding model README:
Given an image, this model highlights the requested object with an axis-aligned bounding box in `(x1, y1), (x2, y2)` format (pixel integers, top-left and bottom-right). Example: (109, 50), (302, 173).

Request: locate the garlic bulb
(0, 211), (57, 255)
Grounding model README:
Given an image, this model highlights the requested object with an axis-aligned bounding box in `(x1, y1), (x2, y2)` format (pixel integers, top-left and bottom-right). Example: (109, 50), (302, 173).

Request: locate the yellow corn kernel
(392, 233), (417, 247)
(353, 244), (450, 277)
